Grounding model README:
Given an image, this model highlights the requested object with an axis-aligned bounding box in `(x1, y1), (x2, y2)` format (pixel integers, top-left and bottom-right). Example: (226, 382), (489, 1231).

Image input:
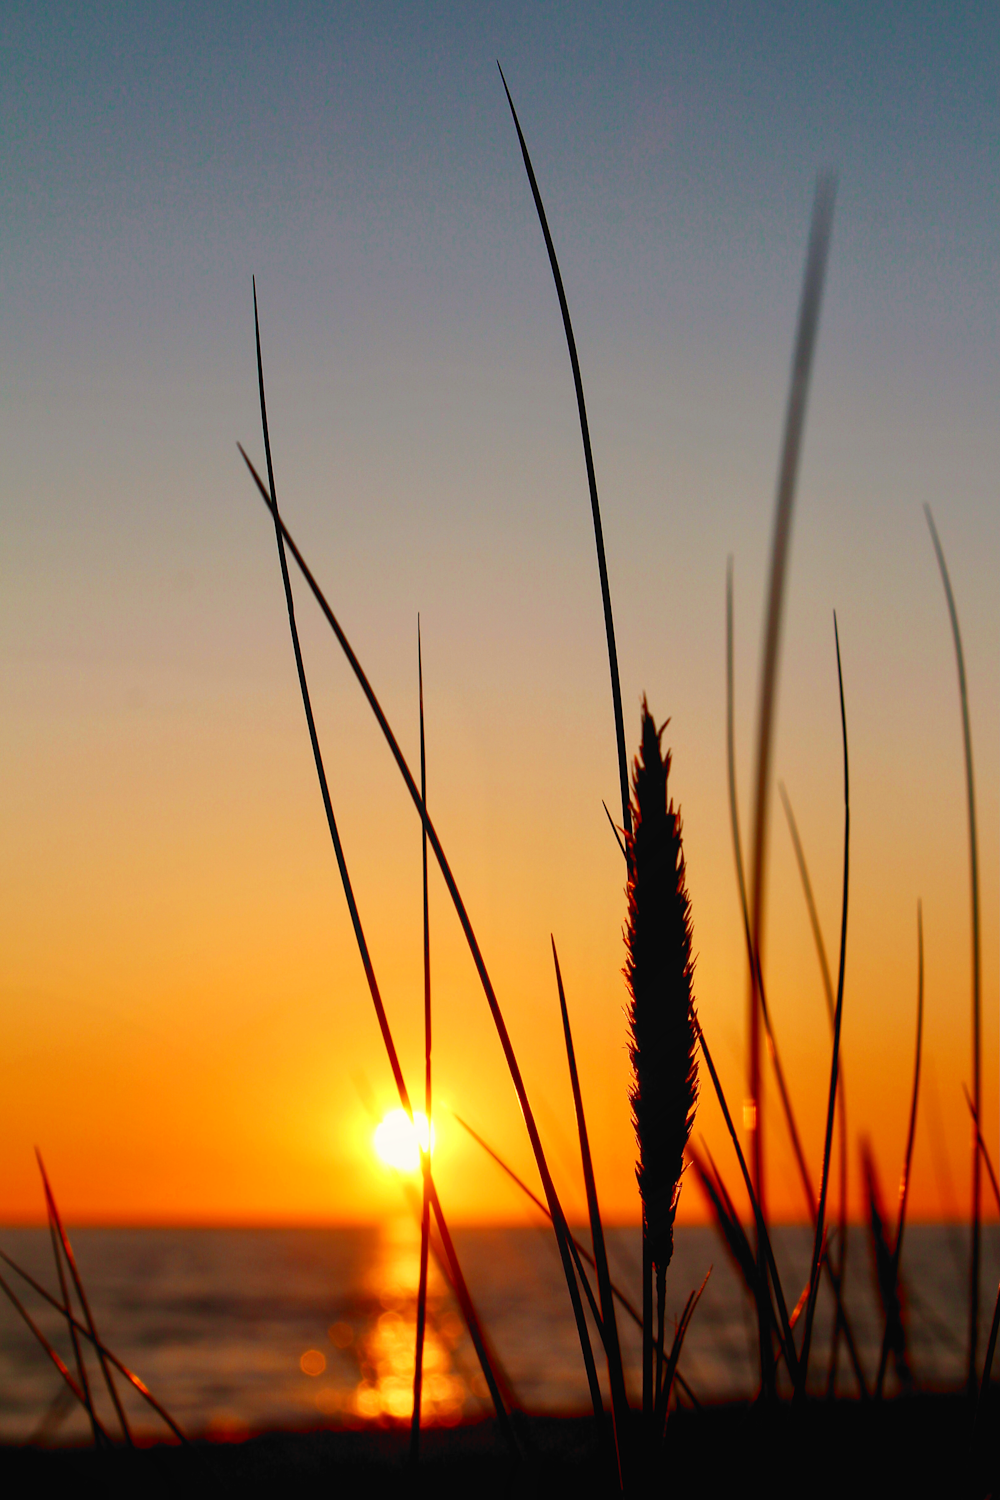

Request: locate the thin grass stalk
(778, 779), (850, 1389)
(497, 63), (630, 845)
(924, 503), (981, 1391)
(875, 902), (924, 1396)
(863, 1142), (912, 1393)
(796, 616), (850, 1396)
(410, 621), (432, 1465)
(728, 569), (865, 1393)
(238, 442), (602, 1427)
(0, 1249), (188, 1443)
(603, 800), (627, 861)
(964, 1088), (1000, 1212)
(745, 179), (836, 1233)
(687, 1144), (759, 1299)
(654, 1269), (711, 1438)
(39, 1177), (99, 1443)
(693, 1016), (798, 1383)
(37, 1152), (133, 1445)
(249, 290), (519, 1452)
(552, 938), (628, 1488)
(0, 1270), (111, 1441)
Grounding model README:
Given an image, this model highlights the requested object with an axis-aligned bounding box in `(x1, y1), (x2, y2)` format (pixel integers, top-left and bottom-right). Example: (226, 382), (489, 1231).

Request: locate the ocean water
(0, 1222), (995, 1443)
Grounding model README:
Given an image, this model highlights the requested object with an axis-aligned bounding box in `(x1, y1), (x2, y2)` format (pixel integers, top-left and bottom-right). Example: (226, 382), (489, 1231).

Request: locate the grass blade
(796, 615), (850, 1396)
(36, 1152), (133, 1445)
(238, 436), (603, 1428)
(778, 779), (851, 1390)
(693, 1016), (798, 1385)
(863, 1141), (913, 1394)
(687, 1143), (759, 1300)
(925, 503), (981, 1390)
(655, 1269), (711, 1438)
(36, 1155), (101, 1444)
(975, 1281), (1000, 1439)
(497, 63), (630, 843)
(411, 620), (432, 1465)
(875, 903), (924, 1396)
(249, 288), (519, 1453)
(744, 178), (836, 1224)
(552, 938), (629, 1487)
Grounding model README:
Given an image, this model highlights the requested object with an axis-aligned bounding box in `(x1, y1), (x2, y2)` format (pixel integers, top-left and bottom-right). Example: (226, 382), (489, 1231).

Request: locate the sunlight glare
(372, 1109), (435, 1173)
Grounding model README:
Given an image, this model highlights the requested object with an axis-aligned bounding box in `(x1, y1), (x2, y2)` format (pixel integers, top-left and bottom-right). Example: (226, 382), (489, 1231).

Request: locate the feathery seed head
(625, 697), (698, 1276)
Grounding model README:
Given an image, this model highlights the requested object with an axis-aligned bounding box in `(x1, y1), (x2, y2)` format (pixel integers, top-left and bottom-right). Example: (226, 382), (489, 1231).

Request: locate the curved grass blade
(875, 902), (924, 1396)
(778, 777), (850, 1389)
(744, 178), (836, 1221)
(728, 568), (866, 1396)
(37, 1163), (100, 1444)
(250, 287), (519, 1453)
(552, 938), (628, 1487)
(36, 1152), (133, 1445)
(796, 615), (850, 1396)
(925, 503), (982, 1390)
(411, 620), (432, 1465)
(693, 1016), (797, 1385)
(497, 63), (630, 843)
(238, 439), (601, 1428)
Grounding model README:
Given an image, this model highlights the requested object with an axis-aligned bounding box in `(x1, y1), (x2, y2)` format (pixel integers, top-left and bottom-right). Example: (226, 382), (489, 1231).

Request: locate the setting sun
(373, 1110), (435, 1173)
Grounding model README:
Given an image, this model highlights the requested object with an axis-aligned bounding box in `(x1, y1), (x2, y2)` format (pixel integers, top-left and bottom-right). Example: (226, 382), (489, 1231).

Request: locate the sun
(372, 1109), (435, 1173)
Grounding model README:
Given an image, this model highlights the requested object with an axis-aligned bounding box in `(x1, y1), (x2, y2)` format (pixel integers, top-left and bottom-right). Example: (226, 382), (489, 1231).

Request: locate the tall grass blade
(238, 439), (603, 1428)
(411, 619), (432, 1465)
(863, 1141), (913, 1394)
(35, 1154), (102, 1444)
(249, 289), (519, 1452)
(796, 615), (850, 1396)
(745, 178), (836, 1227)
(497, 63), (630, 843)
(728, 567), (866, 1393)
(693, 1016), (798, 1384)
(876, 903), (924, 1396)
(0, 1248), (189, 1444)
(37, 1154), (133, 1445)
(687, 1144), (759, 1299)
(925, 502), (982, 1391)
(552, 938), (629, 1487)
(778, 778), (850, 1391)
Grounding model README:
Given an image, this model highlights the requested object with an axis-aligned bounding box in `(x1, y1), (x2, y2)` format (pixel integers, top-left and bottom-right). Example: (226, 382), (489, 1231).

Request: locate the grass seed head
(625, 697), (699, 1275)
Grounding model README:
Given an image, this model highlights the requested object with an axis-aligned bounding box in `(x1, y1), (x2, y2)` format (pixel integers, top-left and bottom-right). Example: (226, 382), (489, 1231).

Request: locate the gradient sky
(2, 2), (997, 1227)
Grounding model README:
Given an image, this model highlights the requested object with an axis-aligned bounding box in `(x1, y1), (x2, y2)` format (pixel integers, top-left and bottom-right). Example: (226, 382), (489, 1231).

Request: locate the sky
(2, 1), (997, 1228)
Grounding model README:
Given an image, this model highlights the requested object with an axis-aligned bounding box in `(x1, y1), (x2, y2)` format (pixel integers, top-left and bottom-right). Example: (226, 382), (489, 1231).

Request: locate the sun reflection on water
(310, 1218), (475, 1426)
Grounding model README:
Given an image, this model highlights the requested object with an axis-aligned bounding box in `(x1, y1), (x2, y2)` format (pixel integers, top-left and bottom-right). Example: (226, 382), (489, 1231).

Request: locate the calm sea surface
(0, 1223), (995, 1443)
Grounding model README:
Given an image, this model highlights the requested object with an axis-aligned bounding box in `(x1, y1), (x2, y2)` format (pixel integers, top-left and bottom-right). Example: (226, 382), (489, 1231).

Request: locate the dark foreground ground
(3, 1394), (996, 1498)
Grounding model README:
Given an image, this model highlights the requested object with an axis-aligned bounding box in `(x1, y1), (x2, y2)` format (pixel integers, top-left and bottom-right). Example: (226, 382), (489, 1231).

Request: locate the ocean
(0, 1222), (995, 1443)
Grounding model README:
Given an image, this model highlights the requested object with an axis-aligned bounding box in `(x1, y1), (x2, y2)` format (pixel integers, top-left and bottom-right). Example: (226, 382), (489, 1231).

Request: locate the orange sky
(2, 6), (997, 1232)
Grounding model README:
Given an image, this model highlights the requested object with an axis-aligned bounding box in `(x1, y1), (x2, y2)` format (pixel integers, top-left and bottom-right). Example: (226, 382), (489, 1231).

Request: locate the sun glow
(373, 1109), (435, 1173)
